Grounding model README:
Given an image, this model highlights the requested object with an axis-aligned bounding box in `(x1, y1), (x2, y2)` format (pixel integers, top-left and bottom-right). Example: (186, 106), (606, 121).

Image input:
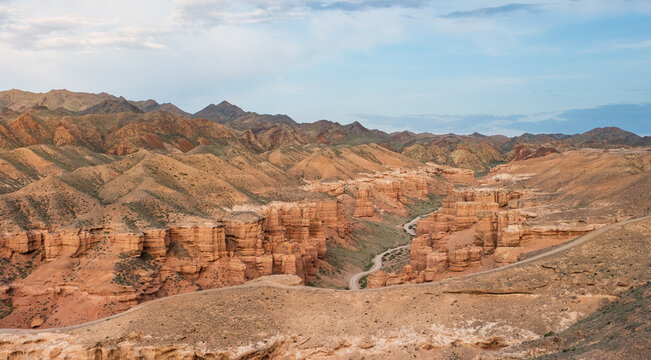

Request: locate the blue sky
(0, 0), (649, 136)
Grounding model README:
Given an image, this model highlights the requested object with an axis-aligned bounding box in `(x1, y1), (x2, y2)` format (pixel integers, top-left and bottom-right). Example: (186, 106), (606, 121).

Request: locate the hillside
(1, 89), (647, 173)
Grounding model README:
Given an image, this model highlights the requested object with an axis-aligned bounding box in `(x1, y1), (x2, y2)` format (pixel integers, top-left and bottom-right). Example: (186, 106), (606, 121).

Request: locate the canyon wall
(305, 164), (475, 219)
(368, 187), (602, 288)
(0, 199), (349, 328)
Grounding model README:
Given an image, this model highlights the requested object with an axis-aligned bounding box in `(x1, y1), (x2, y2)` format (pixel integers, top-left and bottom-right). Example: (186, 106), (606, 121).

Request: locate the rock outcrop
(305, 164), (476, 219)
(369, 186), (603, 288)
(0, 199), (350, 328)
(416, 188), (520, 236)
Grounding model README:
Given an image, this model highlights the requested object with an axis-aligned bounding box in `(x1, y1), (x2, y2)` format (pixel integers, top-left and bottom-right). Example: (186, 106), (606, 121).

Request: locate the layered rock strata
(305, 164), (475, 218)
(368, 187), (601, 288)
(0, 199), (349, 328)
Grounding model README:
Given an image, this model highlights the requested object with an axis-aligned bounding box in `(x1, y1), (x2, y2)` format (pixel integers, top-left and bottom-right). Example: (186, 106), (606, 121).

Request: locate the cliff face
(0, 199), (349, 328)
(305, 163), (475, 220)
(369, 187), (602, 288)
(415, 188), (517, 236)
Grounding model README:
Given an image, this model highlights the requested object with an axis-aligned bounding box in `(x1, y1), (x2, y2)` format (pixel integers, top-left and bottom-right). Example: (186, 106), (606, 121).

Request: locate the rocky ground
(0, 89), (649, 358)
(0, 215), (648, 359)
(369, 148), (650, 288)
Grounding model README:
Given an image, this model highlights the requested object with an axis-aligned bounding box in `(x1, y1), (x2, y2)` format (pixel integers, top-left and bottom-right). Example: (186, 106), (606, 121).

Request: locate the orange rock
(468, 246), (483, 264)
(168, 223), (226, 262)
(143, 229), (169, 259)
(353, 186), (374, 218)
(493, 247), (522, 266)
(43, 229), (98, 259)
(449, 248), (471, 272)
(222, 212), (265, 279)
(110, 232), (144, 257)
(367, 270), (388, 289)
(30, 316), (45, 328)
(1, 231), (42, 254)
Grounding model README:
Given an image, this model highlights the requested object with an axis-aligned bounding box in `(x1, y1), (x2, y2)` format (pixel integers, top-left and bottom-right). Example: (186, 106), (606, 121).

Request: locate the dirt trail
(348, 214), (422, 290)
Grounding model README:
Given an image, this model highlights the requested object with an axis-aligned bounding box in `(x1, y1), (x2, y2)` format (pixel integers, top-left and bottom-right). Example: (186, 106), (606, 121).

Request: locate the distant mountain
(130, 99), (161, 112)
(299, 120), (390, 145)
(80, 97), (144, 115)
(222, 113), (296, 131)
(0, 89), (648, 172)
(153, 103), (192, 118)
(130, 100), (192, 117)
(0, 89), (115, 112)
(194, 101), (246, 123)
(567, 127), (649, 147)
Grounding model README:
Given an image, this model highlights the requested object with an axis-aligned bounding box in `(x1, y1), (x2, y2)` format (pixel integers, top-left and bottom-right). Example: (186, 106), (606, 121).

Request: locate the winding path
(348, 214), (423, 290)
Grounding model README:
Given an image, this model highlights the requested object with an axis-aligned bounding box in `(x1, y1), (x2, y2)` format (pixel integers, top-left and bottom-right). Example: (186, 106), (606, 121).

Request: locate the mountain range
(1, 89), (648, 170)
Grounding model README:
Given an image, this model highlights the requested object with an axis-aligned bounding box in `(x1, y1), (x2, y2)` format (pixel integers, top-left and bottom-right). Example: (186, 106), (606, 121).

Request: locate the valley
(0, 89), (648, 359)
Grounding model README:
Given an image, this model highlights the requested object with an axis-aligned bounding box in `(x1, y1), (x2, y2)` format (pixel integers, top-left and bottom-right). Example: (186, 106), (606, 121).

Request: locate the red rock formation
(143, 229), (169, 259)
(304, 164), (473, 219)
(1, 231), (42, 254)
(0, 199), (350, 328)
(110, 231), (144, 257)
(352, 186), (375, 218)
(168, 223), (227, 262)
(42, 229), (98, 259)
(417, 188), (518, 236)
(379, 186), (600, 288)
(509, 144), (559, 161)
(367, 270), (388, 289)
(314, 200), (349, 238)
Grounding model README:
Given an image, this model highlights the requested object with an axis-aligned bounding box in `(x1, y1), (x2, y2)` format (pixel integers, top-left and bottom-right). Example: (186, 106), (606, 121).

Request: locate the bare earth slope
(0, 216), (648, 359)
(2, 89), (647, 172)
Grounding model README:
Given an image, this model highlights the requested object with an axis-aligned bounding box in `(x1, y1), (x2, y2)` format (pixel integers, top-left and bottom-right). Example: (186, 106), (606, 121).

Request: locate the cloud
(617, 39), (651, 50)
(0, 15), (86, 48)
(173, 0), (301, 26)
(553, 103), (651, 134)
(33, 31), (166, 51)
(307, 0), (428, 12)
(173, 0), (428, 26)
(441, 3), (540, 19)
(0, 12), (166, 51)
(353, 112), (527, 135)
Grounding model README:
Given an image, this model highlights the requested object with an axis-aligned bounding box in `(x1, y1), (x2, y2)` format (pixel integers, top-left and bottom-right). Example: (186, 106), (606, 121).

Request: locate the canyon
(368, 186), (604, 288)
(0, 161), (476, 328)
(0, 89), (648, 359)
(0, 215), (648, 359)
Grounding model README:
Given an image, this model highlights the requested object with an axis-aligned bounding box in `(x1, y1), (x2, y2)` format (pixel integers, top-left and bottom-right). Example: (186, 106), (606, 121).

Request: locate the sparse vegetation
(170, 242), (190, 259)
(405, 194), (444, 218)
(112, 253), (159, 287)
(0, 299), (13, 319)
(358, 274), (369, 289)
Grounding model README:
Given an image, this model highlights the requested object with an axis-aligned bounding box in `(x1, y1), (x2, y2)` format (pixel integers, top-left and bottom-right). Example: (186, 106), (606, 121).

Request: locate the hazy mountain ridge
(0, 89), (648, 173)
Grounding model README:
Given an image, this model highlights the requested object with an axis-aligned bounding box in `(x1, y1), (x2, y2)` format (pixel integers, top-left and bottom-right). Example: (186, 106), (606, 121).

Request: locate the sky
(0, 0), (649, 136)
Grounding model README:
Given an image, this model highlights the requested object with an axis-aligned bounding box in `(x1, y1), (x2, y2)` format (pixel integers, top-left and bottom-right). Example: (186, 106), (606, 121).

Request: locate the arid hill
(0, 133), (462, 328)
(368, 148), (650, 288)
(0, 89), (649, 359)
(2, 89), (648, 172)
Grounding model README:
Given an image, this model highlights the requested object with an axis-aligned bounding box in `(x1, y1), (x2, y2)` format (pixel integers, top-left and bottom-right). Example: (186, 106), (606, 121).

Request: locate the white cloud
(34, 32), (166, 51)
(172, 0), (429, 27)
(617, 39), (651, 50)
(0, 11), (167, 51)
